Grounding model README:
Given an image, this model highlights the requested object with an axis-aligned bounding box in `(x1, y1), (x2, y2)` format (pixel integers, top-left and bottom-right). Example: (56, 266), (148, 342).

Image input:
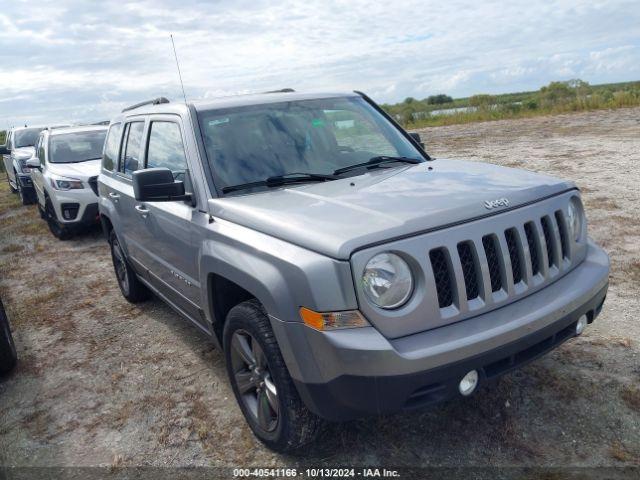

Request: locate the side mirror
(409, 132), (425, 149)
(0, 145), (9, 155)
(26, 157), (41, 169)
(132, 168), (189, 202)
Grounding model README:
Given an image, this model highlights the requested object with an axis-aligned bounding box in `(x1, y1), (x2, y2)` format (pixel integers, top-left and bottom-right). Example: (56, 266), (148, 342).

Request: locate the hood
(47, 159), (101, 180)
(208, 159), (576, 259)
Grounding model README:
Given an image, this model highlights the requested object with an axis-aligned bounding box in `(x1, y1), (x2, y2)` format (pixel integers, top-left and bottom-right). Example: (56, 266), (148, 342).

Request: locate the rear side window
(146, 122), (188, 178)
(119, 121), (145, 177)
(102, 123), (122, 172)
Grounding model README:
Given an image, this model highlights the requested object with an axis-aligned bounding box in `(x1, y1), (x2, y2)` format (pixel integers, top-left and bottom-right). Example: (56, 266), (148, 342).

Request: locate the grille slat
(482, 235), (503, 293)
(429, 248), (455, 308)
(457, 242), (479, 300)
(555, 210), (569, 259)
(505, 228), (523, 284)
(524, 222), (541, 276)
(541, 216), (557, 268)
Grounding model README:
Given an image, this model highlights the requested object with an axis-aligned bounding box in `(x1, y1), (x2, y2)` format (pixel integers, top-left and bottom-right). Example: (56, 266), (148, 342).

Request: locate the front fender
(199, 217), (358, 326)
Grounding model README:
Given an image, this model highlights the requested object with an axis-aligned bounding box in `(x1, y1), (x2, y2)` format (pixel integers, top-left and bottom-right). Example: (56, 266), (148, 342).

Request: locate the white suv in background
(28, 125), (108, 239)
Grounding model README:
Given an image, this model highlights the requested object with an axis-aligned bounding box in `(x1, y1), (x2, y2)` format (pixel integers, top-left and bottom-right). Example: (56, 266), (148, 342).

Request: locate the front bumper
(49, 187), (100, 226)
(271, 240), (609, 421)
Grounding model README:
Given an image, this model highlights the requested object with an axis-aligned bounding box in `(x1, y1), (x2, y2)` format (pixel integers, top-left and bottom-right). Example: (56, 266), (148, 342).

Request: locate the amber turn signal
(299, 307), (369, 331)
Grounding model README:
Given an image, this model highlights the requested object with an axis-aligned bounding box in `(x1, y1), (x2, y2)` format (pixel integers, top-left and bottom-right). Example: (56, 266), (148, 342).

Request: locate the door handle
(135, 204), (149, 218)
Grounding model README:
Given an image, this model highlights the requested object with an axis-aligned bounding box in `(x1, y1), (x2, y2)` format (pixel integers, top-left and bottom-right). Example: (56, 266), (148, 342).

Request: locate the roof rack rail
(122, 97), (170, 113)
(263, 88), (295, 94)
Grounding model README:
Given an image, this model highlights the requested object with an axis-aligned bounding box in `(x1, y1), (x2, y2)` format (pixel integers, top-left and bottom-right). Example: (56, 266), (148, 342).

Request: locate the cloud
(0, 0), (639, 128)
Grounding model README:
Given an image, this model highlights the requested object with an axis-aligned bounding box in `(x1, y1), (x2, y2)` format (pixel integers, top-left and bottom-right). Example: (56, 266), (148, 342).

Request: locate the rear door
(113, 119), (148, 266)
(132, 115), (202, 323)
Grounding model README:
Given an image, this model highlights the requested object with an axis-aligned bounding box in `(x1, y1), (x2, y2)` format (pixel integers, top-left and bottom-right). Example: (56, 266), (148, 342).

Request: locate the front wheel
(224, 300), (322, 452)
(44, 198), (71, 240)
(109, 229), (150, 303)
(0, 298), (17, 375)
(6, 173), (17, 193)
(17, 182), (33, 205)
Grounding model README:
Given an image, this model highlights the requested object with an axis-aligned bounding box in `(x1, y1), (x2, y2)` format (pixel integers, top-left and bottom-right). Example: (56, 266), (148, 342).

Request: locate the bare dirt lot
(0, 108), (639, 470)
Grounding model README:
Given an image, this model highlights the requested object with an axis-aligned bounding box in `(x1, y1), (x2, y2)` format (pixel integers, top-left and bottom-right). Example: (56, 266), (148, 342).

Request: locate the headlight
(50, 176), (84, 190)
(362, 252), (413, 309)
(567, 198), (583, 241)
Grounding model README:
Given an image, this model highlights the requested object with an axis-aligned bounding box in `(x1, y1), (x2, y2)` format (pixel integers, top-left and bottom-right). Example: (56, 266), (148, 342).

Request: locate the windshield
(197, 96), (424, 191)
(49, 130), (107, 164)
(14, 127), (44, 148)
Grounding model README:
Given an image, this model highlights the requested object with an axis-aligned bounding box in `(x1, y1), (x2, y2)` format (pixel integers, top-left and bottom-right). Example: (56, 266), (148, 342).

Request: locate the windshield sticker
(311, 118), (325, 128)
(209, 118), (230, 126)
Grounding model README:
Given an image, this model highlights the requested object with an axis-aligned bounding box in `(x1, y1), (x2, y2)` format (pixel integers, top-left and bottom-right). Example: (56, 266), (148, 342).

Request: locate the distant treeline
(381, 79), (640, 127)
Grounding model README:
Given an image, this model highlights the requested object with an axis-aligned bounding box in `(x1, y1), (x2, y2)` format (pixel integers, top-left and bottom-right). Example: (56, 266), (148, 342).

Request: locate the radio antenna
(170, 34), (188, 104)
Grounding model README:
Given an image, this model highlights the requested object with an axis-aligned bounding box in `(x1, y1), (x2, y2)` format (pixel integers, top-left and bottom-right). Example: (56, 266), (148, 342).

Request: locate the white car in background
(28, 125), (108, 239)
(1, 126), (46, 205)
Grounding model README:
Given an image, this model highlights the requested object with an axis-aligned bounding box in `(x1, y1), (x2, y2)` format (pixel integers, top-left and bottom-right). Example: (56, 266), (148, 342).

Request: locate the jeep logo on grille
(484, 197), (510, 209)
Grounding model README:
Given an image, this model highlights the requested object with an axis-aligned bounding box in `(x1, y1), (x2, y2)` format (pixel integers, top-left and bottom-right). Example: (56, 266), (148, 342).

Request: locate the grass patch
(382, 79), (640, 129)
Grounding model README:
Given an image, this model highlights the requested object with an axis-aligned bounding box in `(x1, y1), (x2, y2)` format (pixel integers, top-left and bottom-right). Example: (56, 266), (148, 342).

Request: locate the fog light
(575, 315), (588, 335)
(458, 370), (479, 396)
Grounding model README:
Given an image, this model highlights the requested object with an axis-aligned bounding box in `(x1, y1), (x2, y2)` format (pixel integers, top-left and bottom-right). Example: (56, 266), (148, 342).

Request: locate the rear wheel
(224, 300), (322, 452)
(0, 298), (17, 376)
(109, 229), (150, 303)
(44, 197), (71, 240)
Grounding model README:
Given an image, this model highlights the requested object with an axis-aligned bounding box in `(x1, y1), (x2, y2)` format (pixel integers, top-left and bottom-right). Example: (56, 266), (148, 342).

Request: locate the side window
(119, 121), (144, 177)
(325, 109), (396, 156)
(146, 122), (188, 179)
(102, 123), (122, 172)
(37, 135), (45, 163)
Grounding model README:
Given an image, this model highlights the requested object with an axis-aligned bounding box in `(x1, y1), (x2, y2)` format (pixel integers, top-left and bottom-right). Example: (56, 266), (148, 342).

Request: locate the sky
(1, 0), (639, 129)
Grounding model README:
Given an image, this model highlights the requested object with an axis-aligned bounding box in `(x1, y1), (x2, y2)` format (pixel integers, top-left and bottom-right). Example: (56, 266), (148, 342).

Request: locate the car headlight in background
(50, 175), (84, 190)
(362, 252), (413, 309)
(567, 197), (583, 241)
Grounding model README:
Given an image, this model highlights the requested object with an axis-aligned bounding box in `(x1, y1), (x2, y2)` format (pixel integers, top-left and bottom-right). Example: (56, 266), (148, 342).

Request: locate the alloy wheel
(230, 330), (279, 432)
(111, 236), (129, 294)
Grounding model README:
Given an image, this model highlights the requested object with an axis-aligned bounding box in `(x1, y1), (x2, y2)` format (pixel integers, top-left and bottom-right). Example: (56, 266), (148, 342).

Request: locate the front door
(131, 117), (203, 324)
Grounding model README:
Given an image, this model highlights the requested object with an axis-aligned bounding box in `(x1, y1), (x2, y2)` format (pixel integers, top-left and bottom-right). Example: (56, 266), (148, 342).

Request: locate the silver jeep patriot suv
(98, 91), (609, 452)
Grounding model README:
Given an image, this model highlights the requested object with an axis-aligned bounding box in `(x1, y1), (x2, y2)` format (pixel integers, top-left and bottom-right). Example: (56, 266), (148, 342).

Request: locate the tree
(426, 94), (453, 105)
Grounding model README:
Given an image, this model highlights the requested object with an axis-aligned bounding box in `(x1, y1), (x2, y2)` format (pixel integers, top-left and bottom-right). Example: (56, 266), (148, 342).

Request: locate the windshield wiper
(333, 156), (421, 175)
(222, 172), (338, 194)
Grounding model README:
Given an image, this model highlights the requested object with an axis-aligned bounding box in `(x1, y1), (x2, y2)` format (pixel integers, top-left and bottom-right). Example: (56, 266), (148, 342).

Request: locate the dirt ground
(0, 107), (638, 470)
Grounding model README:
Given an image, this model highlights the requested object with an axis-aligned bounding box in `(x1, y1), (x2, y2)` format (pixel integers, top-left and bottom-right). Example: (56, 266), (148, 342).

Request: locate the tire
(108, 229), (150, 303)
(37, 200), (46, 219)
(223, 299), (322, 452)
(0, 298), (17, 376)
(17, 181), (34, 205)
(6, 173), (17, 193)
(44, 197), (71, 240)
